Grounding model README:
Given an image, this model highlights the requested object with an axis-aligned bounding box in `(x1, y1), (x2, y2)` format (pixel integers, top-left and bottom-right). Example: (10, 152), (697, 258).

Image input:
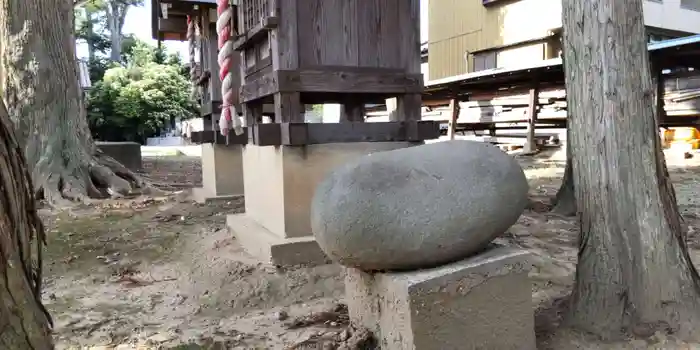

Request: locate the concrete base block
(235, 142), (416, 266)
(191, 187), (242, 204)
(201, 143), (244, 198)
(96, 141), (142, 170)
(227, 214), (329, 267)
(346, 246), (535, 350)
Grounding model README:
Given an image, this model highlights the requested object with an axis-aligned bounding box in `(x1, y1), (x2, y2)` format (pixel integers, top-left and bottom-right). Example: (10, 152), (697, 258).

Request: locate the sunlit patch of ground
(44, 151), (700, 349)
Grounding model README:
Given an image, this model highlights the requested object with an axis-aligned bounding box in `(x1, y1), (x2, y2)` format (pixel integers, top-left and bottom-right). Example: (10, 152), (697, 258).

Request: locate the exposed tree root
(0, 0), (166, 208)
(287, 323), (376, 350)
(39, 148), (164, 207)
(551, 149), (576, 217)
(551, 186), (576, 216)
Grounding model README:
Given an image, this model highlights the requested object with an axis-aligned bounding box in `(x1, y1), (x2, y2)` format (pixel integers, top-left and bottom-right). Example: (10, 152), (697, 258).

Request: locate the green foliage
(75, 0), (191, 142)
(86, 41), (198, 143)
(75, 0), (145, 61)
(86, 57), (113, 83)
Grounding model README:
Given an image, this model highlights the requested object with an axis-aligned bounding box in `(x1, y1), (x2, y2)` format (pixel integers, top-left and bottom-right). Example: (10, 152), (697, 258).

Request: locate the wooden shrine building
(235, 0), (437, 145)
(151, 0), (241, 142)
(151, 0), (440, 266)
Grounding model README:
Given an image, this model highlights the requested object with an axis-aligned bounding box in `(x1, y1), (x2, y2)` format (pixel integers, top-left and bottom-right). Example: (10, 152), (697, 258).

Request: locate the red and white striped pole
(186, 15), (198, 100)
(216, 0), (243, 136)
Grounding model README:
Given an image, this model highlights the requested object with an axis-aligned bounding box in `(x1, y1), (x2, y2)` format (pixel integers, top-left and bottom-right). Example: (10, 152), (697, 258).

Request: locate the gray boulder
(310, 140), (529, 271)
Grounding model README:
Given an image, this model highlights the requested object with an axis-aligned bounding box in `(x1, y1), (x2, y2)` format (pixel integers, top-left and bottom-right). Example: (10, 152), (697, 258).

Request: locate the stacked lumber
(422, 88), (567, 126)
(663, 73), (700, 117)
(419, 70), (700, 125)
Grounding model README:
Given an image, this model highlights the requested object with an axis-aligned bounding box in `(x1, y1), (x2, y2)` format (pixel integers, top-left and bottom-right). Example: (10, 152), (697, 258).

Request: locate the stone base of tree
(345, 246), (536, 350)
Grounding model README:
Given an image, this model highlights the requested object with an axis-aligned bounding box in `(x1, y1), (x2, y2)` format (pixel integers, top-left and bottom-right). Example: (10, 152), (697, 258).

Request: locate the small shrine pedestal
(227, 141), (420, 266)
(192, 142), (245, 203)
(229, 0), (439, 266)
(310, 140), (536, 349)
(346, 246), (536, 350)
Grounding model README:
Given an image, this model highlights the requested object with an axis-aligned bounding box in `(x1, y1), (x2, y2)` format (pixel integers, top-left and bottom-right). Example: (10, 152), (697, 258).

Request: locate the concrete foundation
(345, 246), (535, 350)
(193, 143), (244, 203)
(96, 141), (142, 171)
(228, 142), (415, 266)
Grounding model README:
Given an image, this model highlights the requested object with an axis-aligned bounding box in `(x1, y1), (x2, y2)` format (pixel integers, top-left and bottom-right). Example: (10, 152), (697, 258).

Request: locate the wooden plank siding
(295, 0), (420, 72)
(427, 0), (562, 80)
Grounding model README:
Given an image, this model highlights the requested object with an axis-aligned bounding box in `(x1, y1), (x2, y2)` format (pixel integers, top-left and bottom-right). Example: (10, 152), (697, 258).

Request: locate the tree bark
(0, 0), (145, 205)
(562, 0), (700, 340)
(85, 7), (96, 61)
(105, 0), (127, 62)
(0, 100), (53, 349)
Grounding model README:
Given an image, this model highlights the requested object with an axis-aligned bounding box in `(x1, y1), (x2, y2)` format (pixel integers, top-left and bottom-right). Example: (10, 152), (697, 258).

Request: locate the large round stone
(310, 140), (529, 271)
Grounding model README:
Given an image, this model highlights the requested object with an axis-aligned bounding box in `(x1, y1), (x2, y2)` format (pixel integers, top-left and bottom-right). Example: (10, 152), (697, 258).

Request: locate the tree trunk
(551, 139), (576, 216)
(562, 0), (700, 340)
(0, 0), (146, 205)
(86, 8), (96, 61)
(0, 100), (53, 349)
(106, 0), (126, 62)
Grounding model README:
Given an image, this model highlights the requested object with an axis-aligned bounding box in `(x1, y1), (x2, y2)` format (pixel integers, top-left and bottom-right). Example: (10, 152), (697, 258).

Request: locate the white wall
(495, 0), (700, 45)
(644, 0), (700, 34)
(146, 136), (188, 146)
(420, 0), (428, 42)
(322, 104), (341, 123)
(500, 0), (563, 45)
(494, 0), (700, 45)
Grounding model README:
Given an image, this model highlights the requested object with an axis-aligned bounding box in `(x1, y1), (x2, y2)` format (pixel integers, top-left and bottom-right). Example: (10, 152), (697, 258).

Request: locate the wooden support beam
(396, 93), (423, 121)
(250, 121), (440, 145)
(340, 98), (366, 122)
(252, 123), (282, 146)
(276, 70), (424, 95)
(447, 98), (458, 140)
(239, 69), (424, 104)
(274, 92), (304, 122)
(243, 103), (262, 126)
(447, 88), (461, 140)
(524, 82), (540, 153)
(242, 103), (264, 143)
(189, 129), (249, 145)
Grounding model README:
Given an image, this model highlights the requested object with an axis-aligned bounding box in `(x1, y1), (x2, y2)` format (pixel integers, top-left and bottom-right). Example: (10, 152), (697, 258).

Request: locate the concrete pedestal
(193, 143), (244, 203)
(345, 246), (535, 350)
(96, 141), (142, 171)
(228, 142), (415, 266)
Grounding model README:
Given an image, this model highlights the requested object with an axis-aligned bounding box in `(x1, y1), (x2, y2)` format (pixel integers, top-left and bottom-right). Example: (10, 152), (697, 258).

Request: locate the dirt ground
(42, 150), (700, 349)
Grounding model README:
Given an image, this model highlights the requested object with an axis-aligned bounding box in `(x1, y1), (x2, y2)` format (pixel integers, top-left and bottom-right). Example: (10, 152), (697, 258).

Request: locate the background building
(427, 0), (700, 80)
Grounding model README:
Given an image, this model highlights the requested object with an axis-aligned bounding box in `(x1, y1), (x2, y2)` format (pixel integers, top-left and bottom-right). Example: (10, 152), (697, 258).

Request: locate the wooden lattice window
(240, 0), (270, 33)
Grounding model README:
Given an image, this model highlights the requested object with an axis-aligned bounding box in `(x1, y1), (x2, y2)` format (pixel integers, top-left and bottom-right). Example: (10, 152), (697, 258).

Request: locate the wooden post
(447, 88), (461, 140)
(274, 92), (304, 122)
(396, 93), (422, 121)
(524, 82), (540, 153)
(340, 98), (366, 122)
